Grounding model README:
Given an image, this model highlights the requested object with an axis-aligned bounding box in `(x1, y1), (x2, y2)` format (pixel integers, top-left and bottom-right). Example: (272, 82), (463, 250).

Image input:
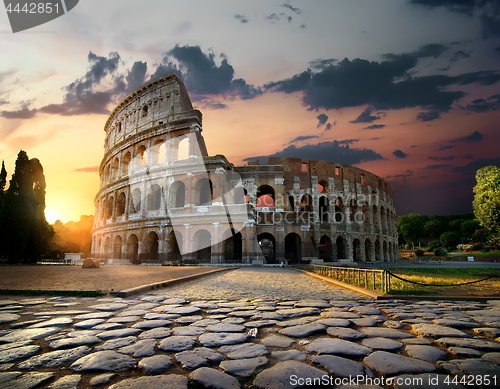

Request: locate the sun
(44, 208), (60, 224)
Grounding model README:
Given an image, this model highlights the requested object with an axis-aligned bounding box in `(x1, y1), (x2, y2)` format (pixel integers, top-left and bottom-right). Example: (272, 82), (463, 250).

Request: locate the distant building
(91, 73), (398, 265)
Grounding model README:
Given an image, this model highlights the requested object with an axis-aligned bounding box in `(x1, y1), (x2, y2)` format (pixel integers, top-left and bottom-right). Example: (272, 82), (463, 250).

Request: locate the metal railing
(304, 264), (390, 293)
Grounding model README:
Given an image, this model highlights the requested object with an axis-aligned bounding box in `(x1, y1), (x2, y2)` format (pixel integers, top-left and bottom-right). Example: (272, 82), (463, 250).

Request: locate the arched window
(131, 188), (141, 213)
(107, 196), (114, 219)
(122, 152), (131, 176)
(169, 181), (186, 208)
(116, 192), (126, 216)
(256, 185), (275, 207)
(195, 178), (213, 206)
(148, 184), (162, 210)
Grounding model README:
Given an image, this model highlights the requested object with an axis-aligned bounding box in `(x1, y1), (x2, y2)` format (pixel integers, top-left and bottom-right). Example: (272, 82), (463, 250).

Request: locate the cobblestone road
(0, 267), (499, 389)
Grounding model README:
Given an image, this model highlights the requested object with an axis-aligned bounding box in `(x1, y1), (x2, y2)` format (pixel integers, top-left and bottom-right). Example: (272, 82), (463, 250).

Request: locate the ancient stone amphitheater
(91, 73), (398, 265)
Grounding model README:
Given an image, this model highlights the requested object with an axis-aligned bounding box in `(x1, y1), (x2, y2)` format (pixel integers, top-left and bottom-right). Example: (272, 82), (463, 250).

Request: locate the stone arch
(194, 178), (213, 206)
(353, 238), (362, 262)
(336, 236), (346, 260)
(144, 231), (159, 262)
(107, 196), (114, 219)
(375, 239), (382, 261)
(288, 195), (295, 211)
(381, 206), (386, 234)
(319, 196), (329, 222)
(116, 192), (126, 216)
(334, 198), (343, 223)
(223, 229), (243, 262)
(258, 232), (276, 263)
(193, 229), (212, 262)
(169, 181), (186, 208)
(177, 135), (190, 161)
(122, 152), (131, 176)
(127, 234), (139, 262)
(300, 194), (313, 212)
(383, 240), (388, 262)
(166, 231), (182, 261)
(256, 185), (275, 207)
(365, 238), (371, 262)
(285, 233), (302, 264)
(151, 139), (165, 165)
(148, 184), (162, 210)
(388, 243), (393, 262)
(319, 236), (333, 262)
(131, 188), (141, 213)
(136, 145), (147, 168)
(112, 157), (119, 179)
(113, 235), (122, 259)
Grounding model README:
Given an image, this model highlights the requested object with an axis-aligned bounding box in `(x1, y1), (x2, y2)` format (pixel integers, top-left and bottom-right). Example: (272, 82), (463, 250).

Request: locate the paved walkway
(0, 267), (499, 388)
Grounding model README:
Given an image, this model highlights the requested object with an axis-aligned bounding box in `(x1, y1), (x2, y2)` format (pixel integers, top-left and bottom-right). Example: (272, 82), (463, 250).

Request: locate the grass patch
(0, 289), (105, 297)
(387, 268), (500, 295)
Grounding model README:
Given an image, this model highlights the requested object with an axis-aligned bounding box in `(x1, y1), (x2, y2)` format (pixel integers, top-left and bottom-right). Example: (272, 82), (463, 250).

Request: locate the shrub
(483, 246), (492, 252)
(434, 247), (447, 256)
(429, 240), (441, 251)
(473, 242), (483, 250)
(415, 249), (425, 257)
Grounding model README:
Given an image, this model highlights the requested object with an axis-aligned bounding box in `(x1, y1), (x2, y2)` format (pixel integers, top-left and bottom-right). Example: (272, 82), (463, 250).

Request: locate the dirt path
(0, 265), (228, 292)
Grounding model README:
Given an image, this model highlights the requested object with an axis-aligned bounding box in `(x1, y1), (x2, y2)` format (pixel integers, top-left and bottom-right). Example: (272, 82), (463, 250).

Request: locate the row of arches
(102, 134), (192, 184)
(97, 177), (249, 222)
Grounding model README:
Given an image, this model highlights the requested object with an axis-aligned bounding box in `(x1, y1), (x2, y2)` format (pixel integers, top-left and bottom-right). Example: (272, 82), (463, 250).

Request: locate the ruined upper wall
(102, 73), (201, 153)
(268, 157), (393, 198)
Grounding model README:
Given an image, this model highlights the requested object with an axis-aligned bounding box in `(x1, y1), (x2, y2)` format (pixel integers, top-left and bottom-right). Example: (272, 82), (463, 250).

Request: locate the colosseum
(91, 73), (399, 265)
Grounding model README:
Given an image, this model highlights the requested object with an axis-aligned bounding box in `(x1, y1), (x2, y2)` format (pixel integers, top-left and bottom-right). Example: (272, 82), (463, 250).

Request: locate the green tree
(440, 231), (462, 249)
(0, 151), (53, 262)
(473, 165), (500, 247)
(397, 213), (425, 245)
(424, 220), (445, 239)
(460, 219), (481, 241)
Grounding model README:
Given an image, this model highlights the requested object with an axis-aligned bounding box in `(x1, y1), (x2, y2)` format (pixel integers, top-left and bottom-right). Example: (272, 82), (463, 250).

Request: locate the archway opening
(336, 237), (346, 260)
(256, 185), (275, 207)
(127, 234), (139, 263)
(177, 136), (189, 160)
(224, 231), (243, 262)
(300, 195), (312, 212)
(195, 178), (213, 206)
(145, 231), (159, 263)
(166, 231), (182, 261)
(365, 239), (371, 262)
(116, 192), (126, 216)
(285, 233), (302, 264)
(353, 238), (362, 262)
(319, 236), (333, 262)
(122, 152), (131, 176)
(383, 241), (388, 262)
(193, 229), (212, 262)
(319, 196), (329, 222)
(107, 196), (114, 219)
(113, 236), (122, 260)
(375, 239), (382, 261)
(258, 233), (276, 263)
(131, 188), (141, 213)
(169, 181), (186, 208)
(148, 184), (162, 210)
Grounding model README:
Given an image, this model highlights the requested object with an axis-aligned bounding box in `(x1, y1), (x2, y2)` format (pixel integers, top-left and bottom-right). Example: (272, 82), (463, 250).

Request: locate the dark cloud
(393, 149), (408, 159)
(325, 123), (332, 131)
(317, 113), (328, 127)
(158, 45), (262, 99)
(264, 13), (280, 22)
(2, 52), (124, 118)
(74, 166), (99, 173)
(244, 140), (384, 166)
(350, 107), (380, 123)
(429, 155), (455, 161)
(364, 124), (386, 129)
(124, 61), (147, 94)
(453, 157), (500, 175)
(289, 135), (319, 144)
(309, 59), (337, 70)
(496, 46), (500, 53)
(409, 0), (481, 16)
(413, 43), (449, 58)
(198, 100), (227, 110)
(436, 145), (456, 151)
(417, 109), (441, 121)
(282, 4), (301, 14)
(454, 130), (483, 143)
(234, 15), (249, 23)
(265, 43), (499, 121)
(424, 164), (453, 170)
(479, 12), (500, 38)
(450, 50), (471, 62)
(466, 94), (500, 112)
(462, 155), (473, 159)
(338, 139), (360, 145)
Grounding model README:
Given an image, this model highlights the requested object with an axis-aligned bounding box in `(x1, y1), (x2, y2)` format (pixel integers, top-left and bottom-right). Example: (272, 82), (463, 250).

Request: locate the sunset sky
(1, 0), (499, 223)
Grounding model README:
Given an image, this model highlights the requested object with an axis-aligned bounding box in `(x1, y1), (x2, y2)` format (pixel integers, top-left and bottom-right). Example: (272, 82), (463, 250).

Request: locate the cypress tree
(0, 161), (6, 208)
(0, 151), (53, 262)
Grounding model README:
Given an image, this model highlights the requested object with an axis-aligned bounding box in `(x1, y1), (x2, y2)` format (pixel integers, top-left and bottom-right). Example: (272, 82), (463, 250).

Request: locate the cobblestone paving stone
(0, 267), (499, 388)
